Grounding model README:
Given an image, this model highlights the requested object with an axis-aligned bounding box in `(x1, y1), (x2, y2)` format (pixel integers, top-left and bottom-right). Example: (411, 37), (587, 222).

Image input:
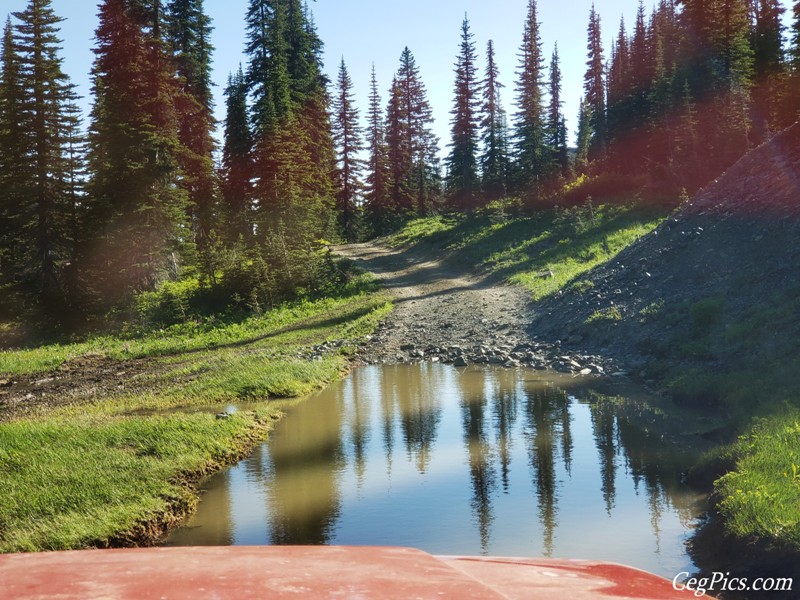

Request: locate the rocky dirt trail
(332, 241), (616, 375)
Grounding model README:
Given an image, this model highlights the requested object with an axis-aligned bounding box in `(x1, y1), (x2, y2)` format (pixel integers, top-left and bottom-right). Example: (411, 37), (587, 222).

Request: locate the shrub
(559, 172), (646, 207)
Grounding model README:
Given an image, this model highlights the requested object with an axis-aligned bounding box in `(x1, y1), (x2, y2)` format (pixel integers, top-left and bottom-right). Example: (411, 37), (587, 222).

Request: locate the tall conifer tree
(86, 0), (189, 301)
(793, 1), (800, 68)
(786, 1), (800, 122)
(446, 15), (480, 210)
(242, 0), (335, 296)
(751, 0), (785, 135)
(8, 0), (81, 305)
(575, 97), (592, 174)
(547, 45), (569, 179)
(513, 0), (547, 193)
(584, 3), (607, 160)
(332, 58), (363, 241)
(0, 18), (26, 284)
(385, 48), (440, 215)
(166, 0), (218, 278)
(479, 40), (509, 201)
(364, 65), (389, 232)
(606, 16), (630, 147)
(221, 67), (252, 242)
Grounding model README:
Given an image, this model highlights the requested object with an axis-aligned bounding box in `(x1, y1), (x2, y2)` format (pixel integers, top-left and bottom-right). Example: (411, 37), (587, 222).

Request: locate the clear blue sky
(3, 1), (793, 151)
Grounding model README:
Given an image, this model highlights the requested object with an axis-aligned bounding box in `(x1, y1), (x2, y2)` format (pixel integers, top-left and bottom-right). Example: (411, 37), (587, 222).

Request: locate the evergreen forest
(1, 0), (799, 337)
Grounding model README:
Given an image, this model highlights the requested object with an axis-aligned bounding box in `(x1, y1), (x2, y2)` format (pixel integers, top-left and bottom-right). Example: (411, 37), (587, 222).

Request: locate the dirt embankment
(333, 242), (618, 376)
(529, 122), (800, 375)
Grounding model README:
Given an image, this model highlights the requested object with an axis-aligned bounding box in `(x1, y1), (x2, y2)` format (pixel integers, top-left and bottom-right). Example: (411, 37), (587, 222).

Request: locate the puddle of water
(165, 364), (708, 579)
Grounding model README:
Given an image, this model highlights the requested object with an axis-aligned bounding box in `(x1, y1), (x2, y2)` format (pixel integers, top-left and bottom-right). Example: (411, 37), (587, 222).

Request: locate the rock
(580, 368), (593, 376)
(400, 343), (416, 351)
(454, 356), (469, 367)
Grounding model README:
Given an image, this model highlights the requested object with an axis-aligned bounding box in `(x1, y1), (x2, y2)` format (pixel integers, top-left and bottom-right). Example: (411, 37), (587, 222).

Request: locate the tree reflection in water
(165, 364), (708, 579)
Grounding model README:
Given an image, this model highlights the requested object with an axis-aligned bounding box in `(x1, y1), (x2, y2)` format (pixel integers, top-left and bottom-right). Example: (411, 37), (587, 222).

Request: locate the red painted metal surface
(0, 546), (702, 599)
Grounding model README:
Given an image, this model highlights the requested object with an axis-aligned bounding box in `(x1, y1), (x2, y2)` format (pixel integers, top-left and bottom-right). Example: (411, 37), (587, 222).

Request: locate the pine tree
(8, 0), (83, 306)
(575, 97), (592, 174)
(446, 15), (480, 211)
(677, 0), (717, 97)
(584, 3), (607, 161)
(60, 92), (87, 305)
(364, 65), (390, 232)
(332, 58), (363, 241)
(479, 39), (509, 201)
(166, 0), (218, 279)
(244, 0), (334, 248)
(0, 18), (26, 285)
(714, 0), (755, 167)
(385, 48), (440, 215)
(221, 67), (252, 243)
(677, 0), (754, 176)
(630, 0), (650, 116)
(606, 16), (630, 147)
(86, 0), (189, 301)
(246, 0), (290, 137)
(673, 79), (700, 189)
(513, 0), (547, 193)
(793, 2), (800, 68)
(751, 0), (785, 135)
(546, 45), (569, 179)
(385, 75), (410, 213)
(785, 1), (800, 123)
(646, 15), (675, 184)
(242, 0), (335, 300)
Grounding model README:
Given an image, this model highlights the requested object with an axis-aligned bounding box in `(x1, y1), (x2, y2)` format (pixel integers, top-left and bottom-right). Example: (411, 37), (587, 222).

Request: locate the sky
(3, 1), (793, 153)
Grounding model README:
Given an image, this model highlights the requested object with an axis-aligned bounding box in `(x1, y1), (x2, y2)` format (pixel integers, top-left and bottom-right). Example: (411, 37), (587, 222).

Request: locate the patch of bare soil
(0, 354), (166, 422)
(333, 242), (617, 376)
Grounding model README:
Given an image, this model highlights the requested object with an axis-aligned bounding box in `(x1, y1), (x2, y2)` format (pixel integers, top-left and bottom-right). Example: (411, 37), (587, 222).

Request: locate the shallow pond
(165, 363), (708, 579)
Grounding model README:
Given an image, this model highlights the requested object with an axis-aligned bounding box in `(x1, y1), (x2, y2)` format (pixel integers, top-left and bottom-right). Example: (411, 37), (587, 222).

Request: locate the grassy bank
(388, 201), (664, 299)
(712, 413), (800, 551)
(0, 274), (391, 552)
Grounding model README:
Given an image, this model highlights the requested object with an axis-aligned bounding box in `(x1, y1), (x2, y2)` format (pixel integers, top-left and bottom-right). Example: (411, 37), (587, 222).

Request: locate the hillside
(530, 122), (800, 420)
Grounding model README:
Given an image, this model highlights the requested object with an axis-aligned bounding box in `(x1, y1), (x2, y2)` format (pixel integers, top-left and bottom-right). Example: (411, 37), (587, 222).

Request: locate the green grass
(586, 306), (623, 324)
(0, 411), (277, 551)
(0, 273), (391, 552)
(0, 275), (389, 376)
(387, 203), (664, 300)
(715, 414), (800, 550)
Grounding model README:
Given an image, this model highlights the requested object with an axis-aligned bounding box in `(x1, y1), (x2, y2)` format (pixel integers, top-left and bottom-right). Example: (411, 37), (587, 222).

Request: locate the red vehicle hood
(0, 546), (704, 599)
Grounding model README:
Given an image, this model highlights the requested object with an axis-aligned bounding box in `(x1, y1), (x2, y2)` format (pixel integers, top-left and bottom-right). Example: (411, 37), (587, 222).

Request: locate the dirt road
(334, 241), (612, 374)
